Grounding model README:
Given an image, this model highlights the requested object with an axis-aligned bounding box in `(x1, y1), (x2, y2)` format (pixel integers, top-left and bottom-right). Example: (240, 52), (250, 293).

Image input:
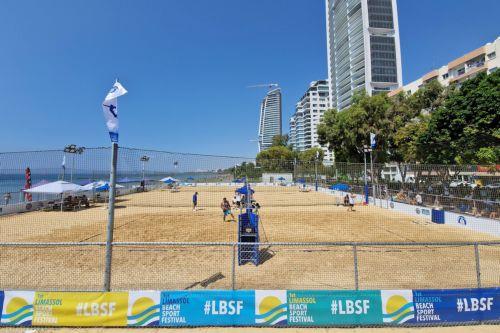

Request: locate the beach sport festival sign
(102, 81), (127, 142)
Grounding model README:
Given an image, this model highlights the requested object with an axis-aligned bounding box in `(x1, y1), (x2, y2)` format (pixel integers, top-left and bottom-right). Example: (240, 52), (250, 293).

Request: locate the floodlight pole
(363, 146), (369, 204)
(104, 142), (118, 291)
(62, 153), (66, 181)
(370, 148), (376, 205)
(314, 159), (318, 192)
(140, 155), (150, 182)
(315, 151), (319, 192)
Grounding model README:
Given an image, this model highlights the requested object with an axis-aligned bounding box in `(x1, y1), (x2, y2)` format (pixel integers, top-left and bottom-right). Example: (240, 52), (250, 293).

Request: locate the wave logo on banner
(127, 292), (160, 327)
(0, 291), (35, 326)
(381, 290), (414, 324)
(255, 290), (287, 325)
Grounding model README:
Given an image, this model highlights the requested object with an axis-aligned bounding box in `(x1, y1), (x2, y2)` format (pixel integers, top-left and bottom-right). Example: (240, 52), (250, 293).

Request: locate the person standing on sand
(4, 192), (11, 205)
(347, 194), (355, 212)
(221, 197), (235, 222)
(192, 192), (198, 211)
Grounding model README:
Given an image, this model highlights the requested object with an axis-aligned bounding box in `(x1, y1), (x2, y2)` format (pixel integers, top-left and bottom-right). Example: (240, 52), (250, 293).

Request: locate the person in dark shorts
(344, 194), (349, 206)
(347, 194), (355, 212)
(221, 197), (235, 222)
(192, 192), (198, 211)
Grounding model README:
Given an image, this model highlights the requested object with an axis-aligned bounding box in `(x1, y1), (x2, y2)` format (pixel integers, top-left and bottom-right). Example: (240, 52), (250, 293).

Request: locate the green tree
(271, 134), (289, 147)
(318, 91), (394, 163)
(256, 146), (295, 172)
(298, 147), (324, 162)
(418, 71), (500, 164)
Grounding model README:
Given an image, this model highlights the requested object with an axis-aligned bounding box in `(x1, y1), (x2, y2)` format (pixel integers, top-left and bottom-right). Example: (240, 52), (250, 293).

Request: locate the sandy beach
(0, 186), (498, 290)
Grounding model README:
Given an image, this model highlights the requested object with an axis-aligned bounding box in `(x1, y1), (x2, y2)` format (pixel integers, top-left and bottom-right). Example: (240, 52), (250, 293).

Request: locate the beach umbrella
(81, 181), (124, 191)
(23, 180), (84, 194)
(277, 177), (286, 181)
(95, 182), (124, 192)
(160, 176), (179, 183)
(297, 178), (306, 184)
(236, 185), (254, 195)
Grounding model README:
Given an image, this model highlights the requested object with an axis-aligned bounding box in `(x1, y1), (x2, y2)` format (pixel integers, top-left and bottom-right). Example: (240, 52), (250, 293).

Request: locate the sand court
(0, 186), (498, 291)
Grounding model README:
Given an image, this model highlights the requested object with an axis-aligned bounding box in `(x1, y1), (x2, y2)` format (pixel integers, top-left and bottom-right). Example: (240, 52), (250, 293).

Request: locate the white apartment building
(326, 0), (403, 111)
(258, 88), (282, 152)
(389, 37), (500, 97)
(289, 80), (334, 164)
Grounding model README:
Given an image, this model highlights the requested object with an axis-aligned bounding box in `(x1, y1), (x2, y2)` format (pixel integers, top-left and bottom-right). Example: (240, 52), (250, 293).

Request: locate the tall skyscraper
(258, 88), (282, 151)
(289, 80), (334, 163)
(326, 0), (402, 111)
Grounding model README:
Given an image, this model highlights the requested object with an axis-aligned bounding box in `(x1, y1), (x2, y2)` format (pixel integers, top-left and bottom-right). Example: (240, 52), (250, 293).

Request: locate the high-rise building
(389, 37), (499, 97)
(326, 0), (402, 111)
(289, 80), (334, 163)
(258, 88), (282, 151)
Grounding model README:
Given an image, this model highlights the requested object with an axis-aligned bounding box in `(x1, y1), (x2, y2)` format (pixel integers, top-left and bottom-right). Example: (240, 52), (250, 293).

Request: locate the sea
(0, 171), (228, 205)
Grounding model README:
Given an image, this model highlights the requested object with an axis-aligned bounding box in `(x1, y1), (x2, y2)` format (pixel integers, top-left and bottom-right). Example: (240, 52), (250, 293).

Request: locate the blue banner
(159, 291), (254, 326)
(0, 289), (498, 327)
(0, 291), (3, 322)
(288, 290), (382, 325)
(411, 288), (500, 324)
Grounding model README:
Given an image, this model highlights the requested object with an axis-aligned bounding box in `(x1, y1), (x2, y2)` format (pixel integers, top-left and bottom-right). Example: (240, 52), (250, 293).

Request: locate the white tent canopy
(81, 181), (124, 191)
(23, 180), (84, 194)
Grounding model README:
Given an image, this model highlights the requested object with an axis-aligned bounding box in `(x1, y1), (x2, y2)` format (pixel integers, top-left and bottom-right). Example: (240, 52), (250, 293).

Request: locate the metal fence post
(474, 243), (481, 289)
(232, 243), (236, 290)
(353, 244), (359, 290)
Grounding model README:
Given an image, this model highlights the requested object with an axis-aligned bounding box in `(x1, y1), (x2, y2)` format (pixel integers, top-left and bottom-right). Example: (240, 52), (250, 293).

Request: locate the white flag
(102, 81), (127, 142)
(62, 155), (66, 169)
(370, 133), (377, 149)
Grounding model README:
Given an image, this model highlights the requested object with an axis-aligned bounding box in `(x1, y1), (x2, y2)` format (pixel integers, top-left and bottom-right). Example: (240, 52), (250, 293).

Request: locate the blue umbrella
(236, 185), (254, 195)
(163, 179), (176, 184)
(297, 178), (306, 184)
(277, 177), (286, 181)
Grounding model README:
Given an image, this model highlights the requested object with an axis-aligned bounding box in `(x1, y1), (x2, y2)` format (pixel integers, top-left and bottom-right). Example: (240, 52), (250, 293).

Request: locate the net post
(474, 243), (481, 289)
(104, 142), (118, 291)
(353, 244), (359, 291)
(232, 243), (236, 290)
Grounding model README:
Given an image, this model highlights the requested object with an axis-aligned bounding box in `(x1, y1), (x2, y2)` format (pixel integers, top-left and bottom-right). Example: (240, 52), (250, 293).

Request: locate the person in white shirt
(416, 193), (423, 206)
(347, 194), (355, 212)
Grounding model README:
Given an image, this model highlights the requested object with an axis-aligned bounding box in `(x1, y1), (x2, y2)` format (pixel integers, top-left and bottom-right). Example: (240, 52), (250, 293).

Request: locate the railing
(0, 241), (498, 291)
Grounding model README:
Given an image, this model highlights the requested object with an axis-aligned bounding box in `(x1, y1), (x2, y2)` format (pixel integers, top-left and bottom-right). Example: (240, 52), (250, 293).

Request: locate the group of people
(192, 191), (260, 222)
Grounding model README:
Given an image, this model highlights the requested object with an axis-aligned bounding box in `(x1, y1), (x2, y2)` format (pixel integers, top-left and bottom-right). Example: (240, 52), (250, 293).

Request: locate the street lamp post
(63, 144), (85, 183)
(140, 155), (150, 182)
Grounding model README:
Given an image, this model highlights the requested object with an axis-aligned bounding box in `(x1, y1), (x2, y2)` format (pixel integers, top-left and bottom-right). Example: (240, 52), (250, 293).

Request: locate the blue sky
(0, 0), (498, 156)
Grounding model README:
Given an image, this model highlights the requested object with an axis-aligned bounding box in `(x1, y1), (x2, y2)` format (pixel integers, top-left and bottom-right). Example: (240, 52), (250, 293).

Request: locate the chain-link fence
(0, 147), (498, 291)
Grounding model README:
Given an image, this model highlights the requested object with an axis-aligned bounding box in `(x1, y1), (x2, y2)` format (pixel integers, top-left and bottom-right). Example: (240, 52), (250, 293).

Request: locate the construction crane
(247, 83), (279, 89)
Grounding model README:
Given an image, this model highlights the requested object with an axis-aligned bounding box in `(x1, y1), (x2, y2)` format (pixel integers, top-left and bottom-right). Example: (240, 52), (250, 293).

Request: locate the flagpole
(102, 78), (126, 291)
(104, 141), (118, 291)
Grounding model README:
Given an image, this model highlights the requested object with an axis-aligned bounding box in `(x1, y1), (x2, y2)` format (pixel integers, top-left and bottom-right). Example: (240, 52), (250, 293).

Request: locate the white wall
(444, 211), (500, 237)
